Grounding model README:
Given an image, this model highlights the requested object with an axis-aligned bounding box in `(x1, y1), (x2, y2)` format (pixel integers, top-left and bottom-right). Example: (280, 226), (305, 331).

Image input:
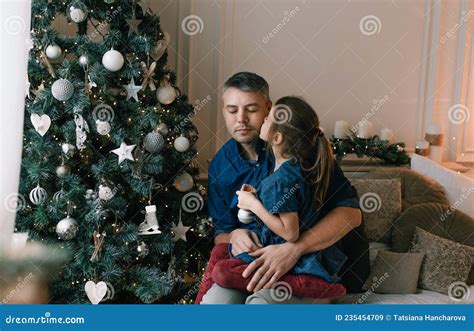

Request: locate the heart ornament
(84, 280), (107, 305)
(30, 114), (51, 136)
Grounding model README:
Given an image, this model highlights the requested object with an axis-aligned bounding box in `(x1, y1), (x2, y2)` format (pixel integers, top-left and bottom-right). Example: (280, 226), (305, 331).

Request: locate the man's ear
(266, 100), (272, 112)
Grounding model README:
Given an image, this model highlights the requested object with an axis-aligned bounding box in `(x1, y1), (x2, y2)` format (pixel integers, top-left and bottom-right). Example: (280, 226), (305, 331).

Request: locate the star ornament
(171, 219), (190, 242)
(122, 78), (142, 102)
(126, 12), (142, 36)
(111, 141), (136, 164)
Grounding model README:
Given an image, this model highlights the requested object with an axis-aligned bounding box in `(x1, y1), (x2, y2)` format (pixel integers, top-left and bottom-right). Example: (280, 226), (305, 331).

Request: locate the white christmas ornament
(122, 78), (141, 102)
(138, 205), (162, 235)
(29, 185), (47, 205)
(111, 141), (136, 164)
(56, 216), (78, 240)
(173, 172), (194, 192)
(52, 78), (74, 101)
(62, 143), (76, 157)
(56, 164), (70, 177)
(30, 114), (51, 136)
(144, 132), (164, 153)
(53, 190), (65, 202)
(238, 209), (254, 224)
(157, 85), (176, 105)
(98, 185), (114, 201)
(102, 49), (124, 72)
(85, 281), (107, 305)
(96, 120), (111, 135)
(174, 136), (189, 152)
(79, 54), (88, 67)
(171, 219), (190, 242)
(46, 45), (62, 60)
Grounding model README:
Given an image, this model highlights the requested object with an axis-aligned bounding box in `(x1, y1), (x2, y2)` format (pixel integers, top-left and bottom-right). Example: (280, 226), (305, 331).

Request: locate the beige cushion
(410, 227), (474, 294)
(351, 179), (401, 243)
(362, 250), (424, 294)
(391, 203), (474, 285)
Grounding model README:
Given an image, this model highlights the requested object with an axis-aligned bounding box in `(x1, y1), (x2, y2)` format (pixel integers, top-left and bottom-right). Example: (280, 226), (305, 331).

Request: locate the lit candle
(334, 121), (349, 139)
(357, 121), (373, 139)
(380, 128), (393, 141)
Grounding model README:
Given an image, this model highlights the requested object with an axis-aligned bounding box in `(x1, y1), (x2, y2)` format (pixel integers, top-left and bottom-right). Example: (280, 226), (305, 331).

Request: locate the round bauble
(61, 143), (76, 158)
(102, 49), (124, 72)
(29, 185), (47, 205)
(46, 45), (62, 60)
(156, 123), (169, 136)
(52, 78), (74, 101)
(144, 132), (164, 153)
(56, 216), (78, 240)
(156, 85), (176, 105)
(137, 241), (149, 257)
(174, 136), (190, 153)
(78, 54), (88, 67)
(96, 120), (111, 136)
(56, 164), (70, 177)
(173, 172), (194, 192)
(98, 185), (114, 201)
(68, 1), (88, 23)
(238, 209), (254, 224)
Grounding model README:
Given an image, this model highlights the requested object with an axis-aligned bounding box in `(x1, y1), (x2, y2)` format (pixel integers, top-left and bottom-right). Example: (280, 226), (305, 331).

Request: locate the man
(201, 72), (369, 304)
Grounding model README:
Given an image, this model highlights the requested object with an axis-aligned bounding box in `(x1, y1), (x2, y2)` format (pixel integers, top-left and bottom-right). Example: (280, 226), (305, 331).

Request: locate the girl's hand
(236, 190), (259, 212)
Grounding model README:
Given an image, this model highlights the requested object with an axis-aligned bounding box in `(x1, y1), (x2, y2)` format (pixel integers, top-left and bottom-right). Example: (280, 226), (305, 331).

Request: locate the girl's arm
(236, 190), (299, 242)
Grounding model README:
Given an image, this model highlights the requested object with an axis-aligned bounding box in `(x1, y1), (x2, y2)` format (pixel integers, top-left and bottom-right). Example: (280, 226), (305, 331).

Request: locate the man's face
(222, 87), (270, 144)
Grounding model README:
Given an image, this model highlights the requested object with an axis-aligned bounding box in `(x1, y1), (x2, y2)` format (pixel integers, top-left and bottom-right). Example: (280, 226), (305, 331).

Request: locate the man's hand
(243, 242), (302, 292)
(229, 228), (262, 255)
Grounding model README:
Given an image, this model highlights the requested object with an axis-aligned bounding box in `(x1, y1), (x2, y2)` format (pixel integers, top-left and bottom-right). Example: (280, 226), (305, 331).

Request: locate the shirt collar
(231, 138), (268, 164)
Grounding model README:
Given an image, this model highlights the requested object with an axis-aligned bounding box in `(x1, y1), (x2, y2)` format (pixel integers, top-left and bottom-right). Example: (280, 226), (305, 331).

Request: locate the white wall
(142, 0), (474, 172)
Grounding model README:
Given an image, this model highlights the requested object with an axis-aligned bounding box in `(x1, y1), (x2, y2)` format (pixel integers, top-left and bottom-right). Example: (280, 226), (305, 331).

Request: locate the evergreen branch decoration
(330, 134), (411, 166)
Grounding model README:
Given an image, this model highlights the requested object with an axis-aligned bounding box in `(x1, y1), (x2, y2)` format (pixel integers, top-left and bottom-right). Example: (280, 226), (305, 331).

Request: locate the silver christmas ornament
(56, 164), (70, 177)
(98, 185), (114, 201)
(79, 54), (88, 67)
(156, 123), (169, 136)
(46, 45), (62, 60)
(137, 241), (149, 257)
(96, 120), (111, 135)
(53, 190), (65, 202)
(174, 136), (190, 153)
(61, 143), (76, 157)
(29, 185), (47, 205)
(156, 85), (176, 105)
(56, 216), (78, 240)
(52, 78), (74, 101)
(144, 132), (164, 153)
(68, 1), (88, 23)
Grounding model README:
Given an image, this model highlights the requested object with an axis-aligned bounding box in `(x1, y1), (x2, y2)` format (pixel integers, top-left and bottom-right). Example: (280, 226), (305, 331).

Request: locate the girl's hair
(269, 96), (334, 208)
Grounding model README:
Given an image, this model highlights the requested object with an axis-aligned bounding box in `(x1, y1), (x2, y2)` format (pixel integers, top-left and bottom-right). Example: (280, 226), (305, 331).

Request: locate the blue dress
(233, 160), (348, 283)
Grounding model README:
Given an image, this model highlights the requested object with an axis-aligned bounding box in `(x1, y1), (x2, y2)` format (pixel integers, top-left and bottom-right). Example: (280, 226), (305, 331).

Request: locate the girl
(212, 96), (347, 299)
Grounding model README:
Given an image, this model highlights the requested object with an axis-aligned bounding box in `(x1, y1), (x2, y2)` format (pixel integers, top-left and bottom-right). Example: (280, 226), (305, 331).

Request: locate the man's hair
(223, 72), (270, 101)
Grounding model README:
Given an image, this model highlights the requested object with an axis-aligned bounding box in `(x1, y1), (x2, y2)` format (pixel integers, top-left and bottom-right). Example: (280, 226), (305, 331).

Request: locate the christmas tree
(17, 0), (212, 304)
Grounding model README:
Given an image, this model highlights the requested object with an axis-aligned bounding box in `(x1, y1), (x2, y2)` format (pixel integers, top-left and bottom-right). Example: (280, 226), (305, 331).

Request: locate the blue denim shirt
(208, 138), (360, 238)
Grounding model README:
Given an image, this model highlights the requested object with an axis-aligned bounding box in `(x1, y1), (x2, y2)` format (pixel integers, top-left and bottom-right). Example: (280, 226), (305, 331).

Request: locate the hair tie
(315, 128), (324, 138)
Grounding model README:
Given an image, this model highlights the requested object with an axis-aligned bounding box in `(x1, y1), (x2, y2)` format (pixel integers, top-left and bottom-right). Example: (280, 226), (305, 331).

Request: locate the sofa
(335, 155), (474, 304)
